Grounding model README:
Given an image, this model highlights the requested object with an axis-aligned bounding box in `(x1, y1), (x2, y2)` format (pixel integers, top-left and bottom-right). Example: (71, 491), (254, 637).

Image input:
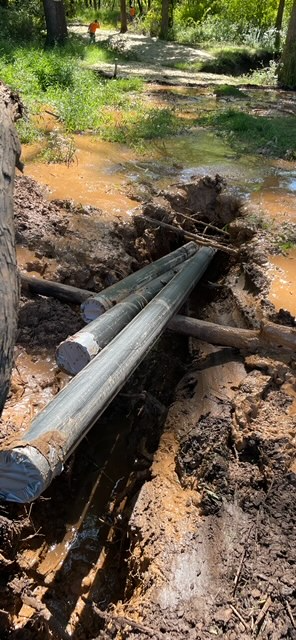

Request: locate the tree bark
(275, 0), (286, 50)
(0, 84), (22, 417)
(160, 0), (169, 39)
(43, 0), (68, 47)
(120, 0), (128, 33)
(169, 315), (296, 352)
(278, 0), (296, 88)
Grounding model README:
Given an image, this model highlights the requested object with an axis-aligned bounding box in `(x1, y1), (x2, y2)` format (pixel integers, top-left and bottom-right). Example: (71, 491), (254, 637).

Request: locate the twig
(175, 211), (230, 236)
(233, 524), (253, 595)
(92, 603), (162, 638)
(285, 600), (296, 628)
(229, 604), (249, 630)
(136, 215), (238, 256)
(254, 596), (272, 634)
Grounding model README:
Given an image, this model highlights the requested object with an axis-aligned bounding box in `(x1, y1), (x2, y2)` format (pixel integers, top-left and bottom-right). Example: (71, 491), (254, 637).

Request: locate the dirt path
(70, 27), (234, 86)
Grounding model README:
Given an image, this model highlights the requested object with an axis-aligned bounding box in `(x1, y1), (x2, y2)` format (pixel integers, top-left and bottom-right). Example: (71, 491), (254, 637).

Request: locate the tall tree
(120, 0), (127, 33)
(160, 0), (169, 39)
(0, 83), (22, 417)
(278, 0), (296, 88)
(275, 0), (286, 50)
(43, 0), (68, 46)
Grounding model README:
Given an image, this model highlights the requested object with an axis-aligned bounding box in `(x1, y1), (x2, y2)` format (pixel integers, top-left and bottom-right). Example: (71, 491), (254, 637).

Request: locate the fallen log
(81, 241), (198, 321)
(56, 266), (181, 375)
(0, 247), (215, 503)
(135, 215), (238, 256)
(169, 315), (296, 351)
(0, 83), (23, 416)
(21, 273), (92, 304)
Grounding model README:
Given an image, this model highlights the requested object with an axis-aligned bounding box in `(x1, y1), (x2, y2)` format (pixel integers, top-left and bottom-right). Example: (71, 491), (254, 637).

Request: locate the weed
(199, 109), (296, 158)
(214, 85), (248, 98)
(41, 131), (76, 165)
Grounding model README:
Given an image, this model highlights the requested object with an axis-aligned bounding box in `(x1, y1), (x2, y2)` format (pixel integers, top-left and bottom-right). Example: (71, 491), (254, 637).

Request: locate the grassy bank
(0, 33), (182, 151)
(199, 109), (296, 159)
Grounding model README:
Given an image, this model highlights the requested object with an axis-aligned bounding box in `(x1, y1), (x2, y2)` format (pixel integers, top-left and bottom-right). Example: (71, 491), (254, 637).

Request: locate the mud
(0, 162), (295, 640)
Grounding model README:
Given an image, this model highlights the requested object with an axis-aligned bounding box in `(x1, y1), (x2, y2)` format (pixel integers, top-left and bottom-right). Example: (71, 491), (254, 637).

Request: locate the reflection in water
(269, 249), (296, 318)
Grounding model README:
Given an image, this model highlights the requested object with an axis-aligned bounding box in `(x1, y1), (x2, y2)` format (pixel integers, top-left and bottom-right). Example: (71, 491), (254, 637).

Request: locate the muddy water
(269, 248), (296, 317)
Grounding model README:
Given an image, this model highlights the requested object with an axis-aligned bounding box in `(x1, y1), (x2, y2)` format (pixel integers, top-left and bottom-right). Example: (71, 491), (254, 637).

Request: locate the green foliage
(199, 109), (296, 158)
(214, 85), (248, 98)
(199, 47), (275, 75)
(245, 59), (278, 85)
(101, 108), (181, 148)
(41, 131), (76, 164)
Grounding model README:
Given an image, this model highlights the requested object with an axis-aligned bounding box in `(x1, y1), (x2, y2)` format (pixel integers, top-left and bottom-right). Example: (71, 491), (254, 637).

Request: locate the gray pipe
(0, 247), (215, 503)
(56, 266), (181, 376)
(81, 241), (198, 321)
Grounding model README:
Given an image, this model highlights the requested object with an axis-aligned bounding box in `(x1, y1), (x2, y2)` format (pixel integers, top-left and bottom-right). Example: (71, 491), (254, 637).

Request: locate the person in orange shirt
(88, 19), (100, 43)
(129, 5), (136, 21)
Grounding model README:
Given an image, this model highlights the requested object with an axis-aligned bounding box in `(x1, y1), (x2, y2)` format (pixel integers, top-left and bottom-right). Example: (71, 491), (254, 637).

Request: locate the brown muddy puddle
(22, 135), (138, 218)
(269, 248), (296, 318)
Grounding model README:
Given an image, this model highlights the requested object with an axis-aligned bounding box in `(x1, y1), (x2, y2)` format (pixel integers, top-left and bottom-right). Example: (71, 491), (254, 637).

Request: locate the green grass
(0, 34), (182, 151)
(214, 85), (249, 98)
(199, 109), (296, 158)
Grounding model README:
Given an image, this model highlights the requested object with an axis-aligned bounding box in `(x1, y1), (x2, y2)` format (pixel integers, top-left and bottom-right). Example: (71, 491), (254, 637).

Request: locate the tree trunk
(275, 0), (286, 50)
(160, 0), (169, 39)
(0, 84), (22, 417)
(137, 0), (143, 15)
(278, 0), (296, 88)
(43, 0), (68, 47)
(120, 0), (128, 33)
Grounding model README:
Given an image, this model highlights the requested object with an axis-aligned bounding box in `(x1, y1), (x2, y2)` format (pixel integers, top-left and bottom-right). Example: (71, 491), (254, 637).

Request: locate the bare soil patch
(0, 173), (295, 639)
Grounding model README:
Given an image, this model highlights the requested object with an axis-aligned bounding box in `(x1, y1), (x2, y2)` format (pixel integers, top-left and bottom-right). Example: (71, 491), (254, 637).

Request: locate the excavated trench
(0, 165), (296, 638)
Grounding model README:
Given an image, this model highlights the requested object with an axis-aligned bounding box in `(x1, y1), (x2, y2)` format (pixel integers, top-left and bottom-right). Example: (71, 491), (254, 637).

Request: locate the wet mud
(0, 127), (296, 639)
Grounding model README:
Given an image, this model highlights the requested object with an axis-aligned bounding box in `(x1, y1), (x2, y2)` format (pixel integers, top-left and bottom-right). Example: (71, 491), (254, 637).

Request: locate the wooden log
(20, 273), (92, 304)
(0, 83), (23, 416)
(135, 214), (238, 256)
(169, 315), (296, 352)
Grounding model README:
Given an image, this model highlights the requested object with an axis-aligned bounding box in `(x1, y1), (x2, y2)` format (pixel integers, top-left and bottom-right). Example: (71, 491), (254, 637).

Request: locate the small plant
(41, 131), (76, 165)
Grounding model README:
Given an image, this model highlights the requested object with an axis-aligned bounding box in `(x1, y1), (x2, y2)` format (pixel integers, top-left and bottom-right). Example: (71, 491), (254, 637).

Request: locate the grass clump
(199, 46), (274, 76)
(199, 109), (296, 158)
(214, 85), (248, 98)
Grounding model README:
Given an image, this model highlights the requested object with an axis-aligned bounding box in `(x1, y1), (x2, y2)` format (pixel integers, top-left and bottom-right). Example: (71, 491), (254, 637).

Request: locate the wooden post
(0, 83), (22, 416)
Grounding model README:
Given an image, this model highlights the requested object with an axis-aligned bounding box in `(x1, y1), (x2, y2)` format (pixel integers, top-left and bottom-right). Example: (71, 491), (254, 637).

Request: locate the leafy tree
(278, 0), (296, 87)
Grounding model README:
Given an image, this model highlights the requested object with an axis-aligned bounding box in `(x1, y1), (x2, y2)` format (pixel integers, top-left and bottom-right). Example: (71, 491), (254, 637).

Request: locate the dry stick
(285, 600), (296, 628)
(233, 524), (254, 596)
(92, 603), (162, 638)
(21, 593), (71, 640)
(254, 596), (272, 634)
(137, 215), (238, 256)
(174, 210), (230, 236)
(229, 604), (249, 630)
(182, 207), (230, 235)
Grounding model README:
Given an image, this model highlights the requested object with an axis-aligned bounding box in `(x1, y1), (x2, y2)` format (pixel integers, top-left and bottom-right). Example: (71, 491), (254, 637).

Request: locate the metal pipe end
(56, 333), (99, 376)
(81, 297), (112, 323)
(0, 446), (57, 503)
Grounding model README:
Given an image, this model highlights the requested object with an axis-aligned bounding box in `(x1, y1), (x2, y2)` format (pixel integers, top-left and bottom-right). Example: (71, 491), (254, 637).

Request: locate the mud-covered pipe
(56, 266), (181, 376)
(81, 241), (198, 322)
(21, 273), (92, 304)
(0, 247), (215, 503)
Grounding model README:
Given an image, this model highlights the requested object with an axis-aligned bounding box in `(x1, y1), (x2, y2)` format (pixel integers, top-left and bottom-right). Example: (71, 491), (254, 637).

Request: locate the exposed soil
(0, 171), (295, 640)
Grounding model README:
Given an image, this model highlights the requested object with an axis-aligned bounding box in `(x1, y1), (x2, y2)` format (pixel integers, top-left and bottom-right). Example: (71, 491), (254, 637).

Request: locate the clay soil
(0, 174), (295, 640)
